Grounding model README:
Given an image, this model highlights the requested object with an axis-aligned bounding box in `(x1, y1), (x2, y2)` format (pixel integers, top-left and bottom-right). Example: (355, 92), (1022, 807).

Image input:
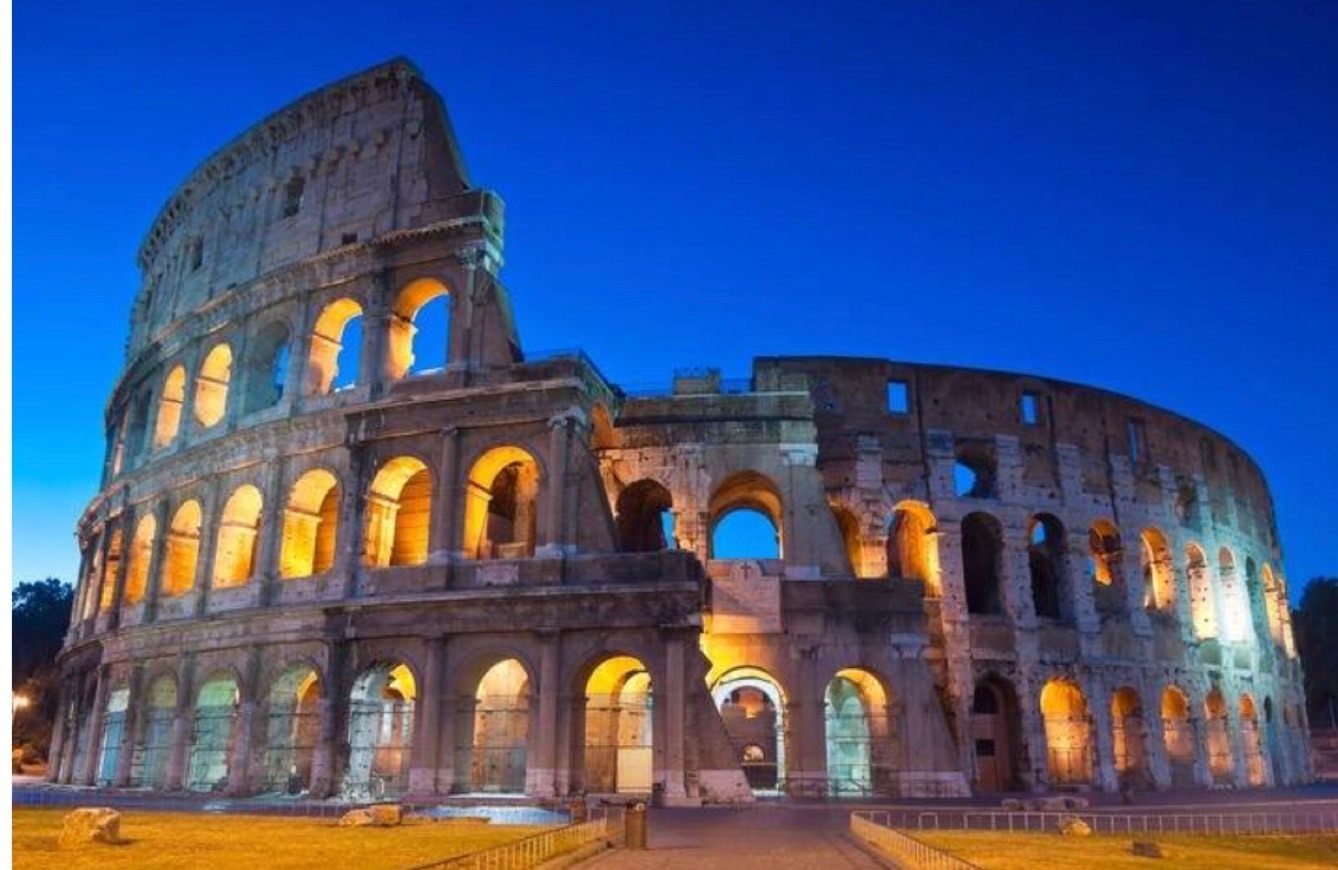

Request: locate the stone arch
(462, 445), (542, 560)
(261, 663), (322, 794)
(95, 686), (131, 786)
(387, 277), (451, 380)
(305, 297), (363, 396)
(711, 666), (788, 794)
(971, 674), (1024, 792)
(364, 456), (432, 567)
(1160, 685), (1195, 787)
(122, 513), (158, 607)
(1204, 687), (1233, 784)
(829, 502), (863, 577)
(212, 485), (263, 588)
(1089, 519), (1125, 616)
(98, 527), (124, 613)
(153, 365), (187, 448)
(130, 672), (178, 788)
(1111, 686), (1150, 788)
(824, 667), (894, 797)
(1039, 677), (1092, 785)
(1139, 528), (1175, 614)
(708, 471), (784, 560)
(961, 512), (1004, 616)
(1262, 564), (1285, 650)
(888, 500), (940, 594)
(1219, 546), (1248, 641)
(239, 319), (291, 415)
(615, 479), (674, 553)
(162, 500), (203, 597)
(1239, 693), (1266, 786)
(187, 670), (241, 792)
(454, 656), (533, 794)
(193, 343), (233, 427)
(342, 660), (416, 800)
(280, 469), (340, 578)
(1186, 543), (1216, 638)
(576, 653), (654, 795)
(1027, 513), (1066, 620)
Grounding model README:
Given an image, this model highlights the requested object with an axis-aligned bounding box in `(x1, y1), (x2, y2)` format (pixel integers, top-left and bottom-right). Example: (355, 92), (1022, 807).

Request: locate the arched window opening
(388, 278), (451, 380)
(261, 667), (321, 795)
(80, 539), (104, 621)
(95, 688), (131, 786)
(163, 501), (203, 597)
(961, 512), (1004, 616)
(1027, 514), (1066, 620)
(1111, 687), (1149, 788)
(887, 502), (939, 595)
(280, 469), (340, 579)
(460, 659), (531, 794)
(193, 344), (233, 428)
(463, 447), (540, 560)
(1040, 679), (1091, 785)
(212, 485), (263, 588)
(129, 675), (176, 788)
(364, 457), (432, 567)
(616, 479), (674, 553)
(305, 298), (364, 396)
(125, 392), (153, 461)
(343, 663), (416, 800)
(1140, 528), (1175, 614)
(582, 655), (653, 794)
(98, 528), (124, 613)
(240, 321), (290, 415)
(830, 504), (864, 577)
(1186, 544), (1216, 639)
(1262, 565), (1285, 650)
(971, 677), (1022, 792)
(1240, 694), (1266, 787)
(110, 416), (129, 477)
(122, 514), (157, 608)
(187, 673), (240, 792)
(713, 668), (787, 795)
(154, 366), (187, 448)
(1204, 688), (1233, 784)
(708, 471), (784, 560)
(1161, 686), (1195, 787)
(1219, 547), (1248, 642)
(1089, 520), (1125, 616)
(824, 668), (892, 797)
(953, 443), (997, 498)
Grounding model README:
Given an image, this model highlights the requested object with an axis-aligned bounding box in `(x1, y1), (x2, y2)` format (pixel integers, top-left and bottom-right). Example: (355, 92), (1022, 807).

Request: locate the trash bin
(624, 801), (648, 849)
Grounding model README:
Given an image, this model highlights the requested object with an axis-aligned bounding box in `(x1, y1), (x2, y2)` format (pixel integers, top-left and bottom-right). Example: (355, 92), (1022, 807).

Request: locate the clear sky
(13, 1), (1337, 603)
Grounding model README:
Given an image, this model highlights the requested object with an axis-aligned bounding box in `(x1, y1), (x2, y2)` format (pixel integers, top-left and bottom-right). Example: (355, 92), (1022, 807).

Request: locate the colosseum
(51, 59), (1310, 805)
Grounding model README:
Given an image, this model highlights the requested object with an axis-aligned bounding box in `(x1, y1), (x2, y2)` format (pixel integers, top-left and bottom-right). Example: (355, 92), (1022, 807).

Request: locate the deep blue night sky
(13, 2), (1337, 601)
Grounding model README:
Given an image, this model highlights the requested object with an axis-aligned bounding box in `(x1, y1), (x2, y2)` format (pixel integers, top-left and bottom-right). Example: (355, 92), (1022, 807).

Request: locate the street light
(12, 694), (29, 726)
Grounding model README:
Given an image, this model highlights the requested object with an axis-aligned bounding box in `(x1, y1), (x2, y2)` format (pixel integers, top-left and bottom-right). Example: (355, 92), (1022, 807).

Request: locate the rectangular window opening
(1127, 417), (1147, 464)
(887, 379), (909, 415)
(1021, 391), (1039, 425)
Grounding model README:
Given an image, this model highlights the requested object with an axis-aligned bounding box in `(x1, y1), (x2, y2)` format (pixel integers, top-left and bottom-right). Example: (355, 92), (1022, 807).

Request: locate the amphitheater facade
(52, 60), (1310, 804)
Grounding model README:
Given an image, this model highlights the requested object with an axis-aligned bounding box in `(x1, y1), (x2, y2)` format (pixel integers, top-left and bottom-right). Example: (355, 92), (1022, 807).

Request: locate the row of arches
(113, 279), (452, 476)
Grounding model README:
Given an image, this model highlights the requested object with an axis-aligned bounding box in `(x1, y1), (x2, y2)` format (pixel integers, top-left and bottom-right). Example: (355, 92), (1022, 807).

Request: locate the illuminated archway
(830, 503), (866, 577)
(708, 471), (783, 560)
(1262, 565), (1285, 650)
(280, 469), (340, 578)
(463, 446), (540, 560)
(1219, 547), (1249, 641)
(1089, 520), (1125, 616)
(387, 278), (451, 380)
(1111, 686), (1149, 787)
(154, 365), (187, 448)
(212, 485), (263, 588)
(261, 666), (321, 794)
(1204, 688), (1233, 784)
(364, 457), (431, 567)
(122, 513), (157, 607)
(129, 674), (176, 788)
(971, 676), (1023, 792)
(193, 343), (233, 428)
(187, 672), (240, 792)
(95, 687), (130, 786)
(712, 667), (787, 794)
(1239, 694), (1266, 787)
(343, 662), (416, 800)
(1040, 678), (1091, 785)
(163, 501), (202, 597)
(98, 528), (124, 613)
(1140, 528), (1175, 613)
(305, 298), (363, 396)
(1186, 544), (1216, 638)
(1161, 686), (1195, 787)
(463, 658), (532, 794)
(824, 668), (891, 797)
(581, 655), (653, 794)
(888, 501), (939, 594)
(240, 320), (290, 415)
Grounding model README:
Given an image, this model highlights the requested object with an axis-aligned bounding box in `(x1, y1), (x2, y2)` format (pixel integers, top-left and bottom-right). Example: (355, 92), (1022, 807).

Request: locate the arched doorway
(459, 658), (531, 794)
(463, 448), (541, 560)
(824, 668), (892, 797)
(1111, 686), (1149, 788)
(616, 480), (674, 553)
(1204, 688), (1233, 784)
(130, 675), (177, 788)
(971, 676), (1022, 792)
(343, 662), (415, 800)
(1040, 678), (1091, 786)
(887, 501), (939, 594)
(1240, 694), (1266, 787)
(187, 673), (240, 792)
(581, 655), (653, 794)
(1161, 686), (1195, 787)
(95, 688), (130, 786)
(713, 668), (786, 794)
(261, 666), (321, 794)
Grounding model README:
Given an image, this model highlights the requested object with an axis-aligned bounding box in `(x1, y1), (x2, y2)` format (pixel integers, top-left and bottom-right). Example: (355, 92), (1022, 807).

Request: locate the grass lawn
(13, 808), (547, 870)
(914, 830), (1338, 870)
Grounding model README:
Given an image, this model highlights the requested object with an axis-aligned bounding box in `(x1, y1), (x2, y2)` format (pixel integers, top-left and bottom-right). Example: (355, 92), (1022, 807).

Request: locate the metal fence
(850, 814), (983, 870)
(405, 813), (617, 870)
(852, 808), (1338, 837)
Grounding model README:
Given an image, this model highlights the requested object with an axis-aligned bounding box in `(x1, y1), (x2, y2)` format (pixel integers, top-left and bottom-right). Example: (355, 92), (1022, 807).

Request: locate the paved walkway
(587, 806), (884, 869)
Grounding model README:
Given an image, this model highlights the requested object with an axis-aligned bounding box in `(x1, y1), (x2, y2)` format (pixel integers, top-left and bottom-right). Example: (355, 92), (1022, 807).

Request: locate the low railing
(406, 813), (617, 870)
(850, 813), (982, 870)
(853, 808), (1338, 837)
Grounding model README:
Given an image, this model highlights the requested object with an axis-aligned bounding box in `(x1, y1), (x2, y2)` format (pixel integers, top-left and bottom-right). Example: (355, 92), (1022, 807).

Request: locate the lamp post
(12, 694), (29, 727)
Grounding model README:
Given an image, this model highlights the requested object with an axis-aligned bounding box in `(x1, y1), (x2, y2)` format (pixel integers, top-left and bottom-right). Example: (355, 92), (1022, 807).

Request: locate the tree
(1294, 577), (1338, 728)
(12, 578), (74, 759)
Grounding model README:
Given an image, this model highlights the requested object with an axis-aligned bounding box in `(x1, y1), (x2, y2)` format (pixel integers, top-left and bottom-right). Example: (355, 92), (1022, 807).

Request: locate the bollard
(624, 801), (648, 849)
(569, 797), (588, 824)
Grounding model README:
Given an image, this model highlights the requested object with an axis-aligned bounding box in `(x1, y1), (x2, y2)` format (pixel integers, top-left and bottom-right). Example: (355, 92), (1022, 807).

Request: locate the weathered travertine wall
(52, 60), (1309, 806)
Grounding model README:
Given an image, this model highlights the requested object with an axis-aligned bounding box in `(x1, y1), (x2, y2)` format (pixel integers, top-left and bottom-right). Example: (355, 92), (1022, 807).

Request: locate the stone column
(113, 665), (146, 786)
(528, 631), (561, 796)
(1002, 526), (1037, 629)
(1226, 700), (1250, 788)
(1142, 701), (1172, 791)
(1188, 711), (1212, 788)
(362, 272), (391, 399)
(661, 631), (689, 802)
(79, 665), (111, 786)
(1064, 530), (1100, 635)
(143, 502), (171, 623)
(105, 511), (136, 632)
(165, 654), (196, 791)
(225, 648), (263, 795)
(1087, 681), (1119, 792)
(336, 447), (368, 599)
(309, 640), (347, 799)
(538, 416), (572, 557)
(430, 428), (460, 564)
(255, 454), (287, 606)
(408, 635), (446, 795)
(193, 478), (224, 617)
(46, 682), (72, 783)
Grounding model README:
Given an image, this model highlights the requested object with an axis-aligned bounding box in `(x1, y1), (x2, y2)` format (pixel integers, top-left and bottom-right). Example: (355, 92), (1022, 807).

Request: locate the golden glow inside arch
(193, 344), (233, 428)
(462, 445), (541, 560)
(1161, 685), (1190, 720)
(387, 278), (450, 380)
(123, 513), (158, 607)
(586, 655), (651, 696)
(306, 298), (363, 396)
(1139, 527), (1174, 611)
(154, 365), (187, 448)
(163, 500), (203, 597)
(281, 469), (341, 578)
(363, 456), (431, 567)
(832, 667), (889, 712)
(98, 528), (124, 613)
(888, 500), (939, 594)
(1088, 519), (1121, 586)
(212, 485), (263, 588)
